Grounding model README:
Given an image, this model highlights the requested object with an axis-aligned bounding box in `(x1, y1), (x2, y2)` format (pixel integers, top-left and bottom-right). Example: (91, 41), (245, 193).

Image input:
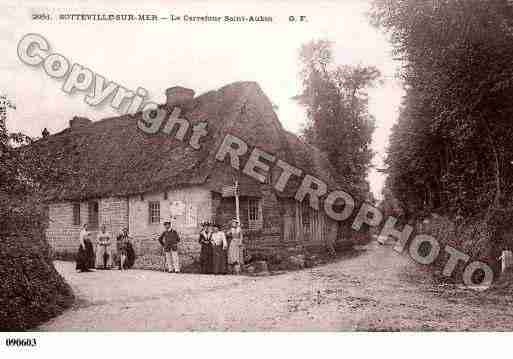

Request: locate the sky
(0, 0), (404, 199)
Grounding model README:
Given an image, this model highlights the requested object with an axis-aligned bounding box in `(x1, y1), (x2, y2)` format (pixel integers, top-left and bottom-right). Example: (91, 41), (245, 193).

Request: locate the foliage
(295, 40), (381, 192)
(0, 229), (74, 330)
(1, 100), (74, 330)
(371, 0), (513, 219)
(1, 105), (74, 230)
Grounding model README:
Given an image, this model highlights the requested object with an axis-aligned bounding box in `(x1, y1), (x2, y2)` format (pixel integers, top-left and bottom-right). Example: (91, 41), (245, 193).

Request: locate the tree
(0, 97), (71, 232)
(372, 0), (513, 219)
(295, 40), (381, 193)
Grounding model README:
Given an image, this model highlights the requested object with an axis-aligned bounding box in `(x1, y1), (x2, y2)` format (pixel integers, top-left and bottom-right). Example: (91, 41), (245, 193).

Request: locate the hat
(163, 221), (171, 225)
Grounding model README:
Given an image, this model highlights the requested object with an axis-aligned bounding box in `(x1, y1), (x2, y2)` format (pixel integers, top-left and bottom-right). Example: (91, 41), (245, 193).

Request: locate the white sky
(0, 0), (404, 199)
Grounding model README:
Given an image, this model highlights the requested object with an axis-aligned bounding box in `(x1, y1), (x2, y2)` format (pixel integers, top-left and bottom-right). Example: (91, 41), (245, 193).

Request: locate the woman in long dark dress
(116, 228), (134, 270)
(76, 224), (95, 272)
(125, 240), (136, 269)
(211, 223), (227, 274)
(198, 222), (213, 274)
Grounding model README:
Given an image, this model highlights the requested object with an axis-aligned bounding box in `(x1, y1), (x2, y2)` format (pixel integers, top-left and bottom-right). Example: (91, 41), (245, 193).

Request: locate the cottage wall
(210, 184), (338, 258)
(46, 202), (84, 255)
(128, 186), (212, 262)
(243, 195), (342, 258)
(99, 197), (129, 237)
(46, 184), (344, 266)
(46, 197), (128, 255)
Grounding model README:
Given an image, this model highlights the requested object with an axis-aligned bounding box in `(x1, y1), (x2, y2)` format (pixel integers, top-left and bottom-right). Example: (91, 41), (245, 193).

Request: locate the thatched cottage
(29, 82), (356, 264)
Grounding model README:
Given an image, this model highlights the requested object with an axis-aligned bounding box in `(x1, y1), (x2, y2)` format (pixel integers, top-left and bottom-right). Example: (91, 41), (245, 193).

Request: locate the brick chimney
(165, 86), (195, 108)
(69, 116), (92, 130)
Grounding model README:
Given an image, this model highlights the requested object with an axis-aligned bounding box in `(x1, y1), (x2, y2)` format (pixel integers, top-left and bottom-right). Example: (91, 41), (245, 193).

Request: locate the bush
(419, 214), (501, 283)
(0, 226), (74, 331)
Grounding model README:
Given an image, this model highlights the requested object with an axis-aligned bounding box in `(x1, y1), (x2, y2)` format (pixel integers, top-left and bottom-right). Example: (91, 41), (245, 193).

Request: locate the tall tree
(372, 0), (513, 218)
(1, 98), (71, 232)
(295, 40), (381, 192)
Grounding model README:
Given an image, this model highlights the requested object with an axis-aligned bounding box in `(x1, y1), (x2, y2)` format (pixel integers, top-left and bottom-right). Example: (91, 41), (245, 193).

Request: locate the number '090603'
(5, 338), (37, 347)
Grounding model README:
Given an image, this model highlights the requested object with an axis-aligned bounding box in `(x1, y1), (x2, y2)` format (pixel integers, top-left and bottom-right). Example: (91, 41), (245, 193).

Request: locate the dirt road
(40, 241), (513, 331)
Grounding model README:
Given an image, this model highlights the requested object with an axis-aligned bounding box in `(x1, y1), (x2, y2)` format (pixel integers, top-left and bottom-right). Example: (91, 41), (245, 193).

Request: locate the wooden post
(235, 180), (240, 224)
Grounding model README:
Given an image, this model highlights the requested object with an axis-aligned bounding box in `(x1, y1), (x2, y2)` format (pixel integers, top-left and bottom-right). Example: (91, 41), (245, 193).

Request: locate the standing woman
(198, 222), (213, 274)
(227, 219), (243, 274)
(96, 224), (112, 269)
(76, 223), (95, 272)
(116, 227), (130, 270)
(211, 223), (227, 274)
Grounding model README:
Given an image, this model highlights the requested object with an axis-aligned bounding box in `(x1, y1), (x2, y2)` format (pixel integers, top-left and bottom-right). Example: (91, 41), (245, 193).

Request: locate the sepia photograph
(1, 0), (512, 356)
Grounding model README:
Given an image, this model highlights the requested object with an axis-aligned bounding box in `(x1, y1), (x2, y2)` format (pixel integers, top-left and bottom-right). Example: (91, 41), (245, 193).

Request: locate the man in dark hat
(157, 221), (181, 273)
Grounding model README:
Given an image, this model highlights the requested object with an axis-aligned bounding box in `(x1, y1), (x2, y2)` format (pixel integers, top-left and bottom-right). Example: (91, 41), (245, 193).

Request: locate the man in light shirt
(157, 221), (181, 273)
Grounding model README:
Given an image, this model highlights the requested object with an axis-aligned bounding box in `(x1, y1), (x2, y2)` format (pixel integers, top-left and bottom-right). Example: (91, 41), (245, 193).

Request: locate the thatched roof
(26, 82), (351, 202)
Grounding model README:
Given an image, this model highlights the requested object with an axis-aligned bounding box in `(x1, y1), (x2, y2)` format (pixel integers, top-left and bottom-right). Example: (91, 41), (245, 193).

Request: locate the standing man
(157, 221), (181, 273)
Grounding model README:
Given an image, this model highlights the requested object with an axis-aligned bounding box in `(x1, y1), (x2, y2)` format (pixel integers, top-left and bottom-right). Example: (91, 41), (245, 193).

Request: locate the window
(265, 172), (272, 185)
(301, 201), (310, 232)
(248, 199), (259, 220)
(247, 198), (262, 230)
(149, 201), (161, 224)
(72, 203), (81, 225)
(88, 201), (99, 230)
(185, 203), (197, 227)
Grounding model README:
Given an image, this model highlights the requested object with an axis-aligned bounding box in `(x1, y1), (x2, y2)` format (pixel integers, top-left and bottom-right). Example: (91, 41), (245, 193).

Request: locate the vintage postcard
(1, 0), (512, 356)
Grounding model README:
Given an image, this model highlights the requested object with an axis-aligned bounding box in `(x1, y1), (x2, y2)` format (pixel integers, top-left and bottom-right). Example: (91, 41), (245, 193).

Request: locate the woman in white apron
(95, 224), (112, 269)
(227, 219), (243, 274)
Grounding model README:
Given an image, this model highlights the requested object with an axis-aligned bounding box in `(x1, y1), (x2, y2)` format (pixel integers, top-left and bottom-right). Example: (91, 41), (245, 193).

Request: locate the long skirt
(125, 242), (136, 269)
(227, 239), (243, 265)
(212, 244), (227, 274)
(76, 239), (95, 271)
(114, 242), (136, 269)
(200, 244), (213, 274)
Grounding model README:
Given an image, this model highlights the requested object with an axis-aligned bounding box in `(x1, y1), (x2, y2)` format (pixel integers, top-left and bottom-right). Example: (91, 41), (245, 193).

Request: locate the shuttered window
(185, 202), (197, 227)
(301, 201), (310, 231)
(248, 198), (263, 230)
(88, 201), (99, 230)
(72, 203), (81, 225)
(149, 201), (160, 224)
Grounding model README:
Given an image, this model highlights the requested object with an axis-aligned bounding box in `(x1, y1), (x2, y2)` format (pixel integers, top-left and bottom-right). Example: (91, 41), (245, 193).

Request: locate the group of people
(198, 219), (244, 275)
(75, 224), (135, 272)
(75, 218), (244, 275)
